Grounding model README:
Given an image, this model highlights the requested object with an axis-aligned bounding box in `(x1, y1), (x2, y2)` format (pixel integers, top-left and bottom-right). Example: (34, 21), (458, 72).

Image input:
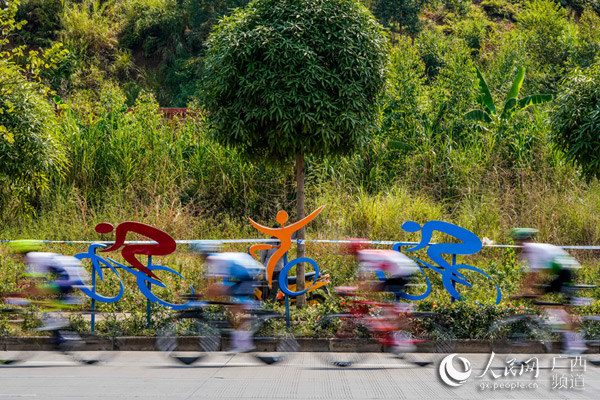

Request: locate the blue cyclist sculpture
(392, 221), (501, 304)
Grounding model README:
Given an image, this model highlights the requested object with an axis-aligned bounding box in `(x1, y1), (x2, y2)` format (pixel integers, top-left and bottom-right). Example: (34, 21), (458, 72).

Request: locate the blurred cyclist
(7, 240), (90, 337)
(511, 228), (586, 354)
(203, 250), (265, 353)
(345, 240), (421, 353)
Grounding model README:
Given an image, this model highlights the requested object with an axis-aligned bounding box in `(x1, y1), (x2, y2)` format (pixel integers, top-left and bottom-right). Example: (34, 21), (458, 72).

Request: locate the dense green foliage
(371, 0), (426, 35)
(552, 62), (600, 180)
(1, 0), (600, 335)
(201, 0), (390, 306)
(202, 0), (389, 162)
(0, 1), (68, 216)
(0, 0), (599, 240)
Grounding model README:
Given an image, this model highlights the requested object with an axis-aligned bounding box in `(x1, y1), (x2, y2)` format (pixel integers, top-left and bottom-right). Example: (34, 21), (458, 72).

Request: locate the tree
(551, 63), (600, 180)
(464, 66), (552, 123)
(120, 0), (251, 106)
(370, 0), (426, 36)
(201, 0), (389, 306)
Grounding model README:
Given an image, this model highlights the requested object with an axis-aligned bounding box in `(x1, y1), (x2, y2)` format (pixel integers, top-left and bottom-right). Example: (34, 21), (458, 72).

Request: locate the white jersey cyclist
(522, 243), (580, 273)
(356, 249), (420, 293)
(357, 249), (420, 277)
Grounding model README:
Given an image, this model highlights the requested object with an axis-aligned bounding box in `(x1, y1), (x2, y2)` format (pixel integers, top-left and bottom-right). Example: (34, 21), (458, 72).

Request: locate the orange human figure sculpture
(249, 206), (325, 287)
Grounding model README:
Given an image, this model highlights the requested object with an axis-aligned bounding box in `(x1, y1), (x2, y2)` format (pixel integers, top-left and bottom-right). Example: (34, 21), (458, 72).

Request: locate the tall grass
(4, 83), (600, 247)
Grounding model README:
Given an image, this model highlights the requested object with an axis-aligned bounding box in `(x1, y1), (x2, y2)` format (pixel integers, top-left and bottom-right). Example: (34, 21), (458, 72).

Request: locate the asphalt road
(1, 352), (599, 399)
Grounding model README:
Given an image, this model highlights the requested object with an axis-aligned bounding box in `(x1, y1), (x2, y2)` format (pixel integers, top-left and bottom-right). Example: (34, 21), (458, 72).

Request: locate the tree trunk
(295, 153), (306, 308)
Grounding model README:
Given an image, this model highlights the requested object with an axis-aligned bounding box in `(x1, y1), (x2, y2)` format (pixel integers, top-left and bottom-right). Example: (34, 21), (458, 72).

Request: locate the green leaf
(504, 66), (526, 106)
(518, 94), (553, 110)
(464, 109), (493, 123)
(476, 67), (496, 116)
(500, 98), (517, 119)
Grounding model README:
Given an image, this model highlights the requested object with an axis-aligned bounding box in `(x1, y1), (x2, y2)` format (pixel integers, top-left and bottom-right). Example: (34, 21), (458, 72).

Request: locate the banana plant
(464, 66), (552, 123)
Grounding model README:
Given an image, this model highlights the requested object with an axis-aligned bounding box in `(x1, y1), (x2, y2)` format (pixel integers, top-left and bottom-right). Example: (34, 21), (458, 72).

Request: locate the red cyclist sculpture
(95, 221), (176, 281)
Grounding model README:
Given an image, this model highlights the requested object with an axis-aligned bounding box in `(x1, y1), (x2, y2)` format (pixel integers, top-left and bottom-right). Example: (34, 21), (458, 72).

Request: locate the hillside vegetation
(1, 0), (600, 336)
(1, 0), (599, 245)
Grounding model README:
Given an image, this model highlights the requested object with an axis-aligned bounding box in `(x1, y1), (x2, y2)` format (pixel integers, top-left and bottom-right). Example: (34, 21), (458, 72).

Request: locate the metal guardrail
(2, 238), (600, 249)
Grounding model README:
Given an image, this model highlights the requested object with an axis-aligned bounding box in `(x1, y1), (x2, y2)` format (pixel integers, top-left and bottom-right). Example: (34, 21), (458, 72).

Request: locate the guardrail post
(285, 295), (290, 328)
(146, 255), (152, 329)
(283, 251), (290, 328)
(451, 254), (457, 304)
(90, 247), (97, 333)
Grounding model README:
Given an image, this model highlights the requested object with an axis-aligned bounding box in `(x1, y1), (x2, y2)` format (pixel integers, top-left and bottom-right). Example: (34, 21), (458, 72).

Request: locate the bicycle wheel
(157, 311), (223, 365)
(56, 330), (112, 365)
(423, 322), (456, 354)
(407, 312), (455, 356)
(488, 314), (554, 352)
(251, 309), (298, 365)
(317, 313), (371, 367)
(0, 309), (35, 365)
(580, 316), (600, 366)
(75, 251), (124, 303)
(0, 336), (33, 365)
(382, 330), (433, 368)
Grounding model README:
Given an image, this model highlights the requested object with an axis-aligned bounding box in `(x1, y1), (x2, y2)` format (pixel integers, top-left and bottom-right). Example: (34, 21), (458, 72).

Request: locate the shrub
(0, 1), (68, 219)
(417, 300), (534, 339)
(574, 8), (600, 68)
(0, 71), (66, 217)
(551, 62), (600, 180)
(60, 1), (118, 58)
(15, 0), (64, 46)
(481, 0), (522, 19)
(370, 0), (427, 35)
(452, 8), (493, 54)
(416, 29), (450, 80)
(516, 0), (574, 90)
(382, 39), (428, 137)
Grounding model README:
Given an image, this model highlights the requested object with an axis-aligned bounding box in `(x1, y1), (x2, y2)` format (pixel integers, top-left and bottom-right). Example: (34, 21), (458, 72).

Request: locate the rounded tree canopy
(201, 0), (390, 162)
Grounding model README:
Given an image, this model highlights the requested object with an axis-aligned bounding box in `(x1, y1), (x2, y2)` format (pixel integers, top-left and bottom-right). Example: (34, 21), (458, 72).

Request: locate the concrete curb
(2, 337), (600, 353)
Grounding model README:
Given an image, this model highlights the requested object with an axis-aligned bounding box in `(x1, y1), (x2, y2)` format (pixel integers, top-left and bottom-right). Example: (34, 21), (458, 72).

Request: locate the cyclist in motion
(2, 240), (95, 361)
(249, 206), (325, 288)
(345, 240), (422, 354)
(511, 228), (586, 354)
(95, 221), (176, 281)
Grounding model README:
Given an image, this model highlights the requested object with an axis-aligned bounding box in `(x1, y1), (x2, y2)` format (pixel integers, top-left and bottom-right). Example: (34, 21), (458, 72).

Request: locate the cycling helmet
(509, 228), (538, 241)
(345, 238), (370, 255)
(9, 240), (42, 254)
(189, 240), (222, 255)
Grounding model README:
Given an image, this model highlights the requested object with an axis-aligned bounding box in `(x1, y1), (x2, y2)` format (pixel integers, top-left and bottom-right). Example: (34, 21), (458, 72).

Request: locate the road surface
(0, 352), (599, 399)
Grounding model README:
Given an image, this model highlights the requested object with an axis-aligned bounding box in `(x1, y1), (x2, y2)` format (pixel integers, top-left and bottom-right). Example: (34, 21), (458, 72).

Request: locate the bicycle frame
(334, 293), (411, 347)
(392, 242), (502, 304)
(75, 243), (196, 330)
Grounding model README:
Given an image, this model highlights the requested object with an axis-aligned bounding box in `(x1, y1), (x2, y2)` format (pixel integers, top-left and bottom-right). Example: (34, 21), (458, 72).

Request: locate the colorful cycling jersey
(25, 252), (89, 289)
(206, 253), (265, 282)
(522, 243), (581, 273)
(357, 249), (420, 277)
